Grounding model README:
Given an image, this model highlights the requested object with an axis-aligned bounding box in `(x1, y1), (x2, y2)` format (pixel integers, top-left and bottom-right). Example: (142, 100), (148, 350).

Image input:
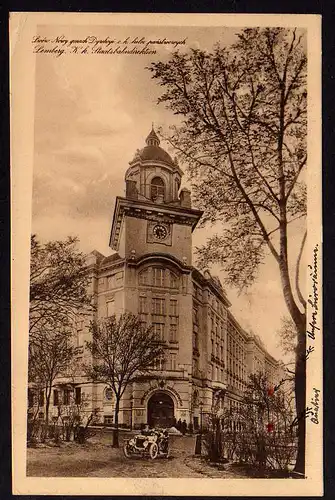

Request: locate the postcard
(10, 12), (322, 496)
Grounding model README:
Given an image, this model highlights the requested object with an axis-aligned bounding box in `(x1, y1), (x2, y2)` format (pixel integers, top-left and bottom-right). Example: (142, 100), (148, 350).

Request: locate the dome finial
(146, 125), (160, 147)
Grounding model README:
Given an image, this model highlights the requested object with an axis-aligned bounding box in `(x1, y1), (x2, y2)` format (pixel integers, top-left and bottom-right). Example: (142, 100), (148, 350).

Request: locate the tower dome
(125, 126), (183, 205)
(131, 127), (175, 166)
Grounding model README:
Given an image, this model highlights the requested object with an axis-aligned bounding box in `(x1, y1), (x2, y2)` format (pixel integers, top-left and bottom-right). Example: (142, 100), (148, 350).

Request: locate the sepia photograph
(10, 13), (322, 496)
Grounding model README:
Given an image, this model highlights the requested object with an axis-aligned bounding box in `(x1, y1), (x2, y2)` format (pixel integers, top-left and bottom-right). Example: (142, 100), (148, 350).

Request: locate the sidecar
(123, 429), (169, 459)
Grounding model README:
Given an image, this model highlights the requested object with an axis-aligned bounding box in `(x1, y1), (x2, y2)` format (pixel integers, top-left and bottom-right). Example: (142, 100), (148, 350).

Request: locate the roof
(130, 127), (176, 167)
(137, 144), (175, 165)
(100, 253), (122, 265)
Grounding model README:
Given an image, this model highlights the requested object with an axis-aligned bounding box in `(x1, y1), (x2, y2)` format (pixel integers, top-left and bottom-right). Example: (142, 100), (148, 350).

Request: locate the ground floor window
(53, 389), (59, 406)
(104, 415), (113, 425)
(75, 387), (81, 405)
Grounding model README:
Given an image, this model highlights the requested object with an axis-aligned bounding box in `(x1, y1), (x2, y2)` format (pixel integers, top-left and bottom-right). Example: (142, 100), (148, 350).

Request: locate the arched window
(151, 177), (165, 201)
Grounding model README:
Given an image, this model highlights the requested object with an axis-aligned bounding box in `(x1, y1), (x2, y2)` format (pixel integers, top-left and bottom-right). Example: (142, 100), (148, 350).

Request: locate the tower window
(152, 297), (165, 315)
(153, 267), (165, 287)
(151, 177), (165, 201)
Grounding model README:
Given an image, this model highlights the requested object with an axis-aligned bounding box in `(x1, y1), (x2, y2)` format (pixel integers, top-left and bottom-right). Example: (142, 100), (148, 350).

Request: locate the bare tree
(148, 27), (307, 473)
(29, 235), (93, 335)
(237, 372), (296, 475)
(85, 313), (165, 447)
(28, 325), (75, 432)
(28, 235), (94, 437)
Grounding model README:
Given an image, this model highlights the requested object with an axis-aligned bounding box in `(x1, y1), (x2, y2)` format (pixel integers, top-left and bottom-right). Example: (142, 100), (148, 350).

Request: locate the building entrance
(147, 392), (174, 428)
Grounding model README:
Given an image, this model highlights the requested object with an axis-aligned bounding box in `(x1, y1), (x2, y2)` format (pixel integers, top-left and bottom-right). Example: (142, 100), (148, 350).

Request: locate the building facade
(36, 128), (284, 429)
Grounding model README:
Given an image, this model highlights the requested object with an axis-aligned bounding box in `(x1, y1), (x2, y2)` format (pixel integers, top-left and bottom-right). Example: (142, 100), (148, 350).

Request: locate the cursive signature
(307, 244), (320, 340)
(309, 387), (320, 424)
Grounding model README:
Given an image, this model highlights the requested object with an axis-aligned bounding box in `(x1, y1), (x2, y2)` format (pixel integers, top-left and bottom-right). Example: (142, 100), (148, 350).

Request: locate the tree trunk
(113, 399), (120, 448)
(278, 221), (306, 476)
(44, 388), (51, 442)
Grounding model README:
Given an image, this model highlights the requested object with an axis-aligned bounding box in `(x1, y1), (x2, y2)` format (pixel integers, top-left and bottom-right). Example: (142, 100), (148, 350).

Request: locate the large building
(40, 128), (284, 430)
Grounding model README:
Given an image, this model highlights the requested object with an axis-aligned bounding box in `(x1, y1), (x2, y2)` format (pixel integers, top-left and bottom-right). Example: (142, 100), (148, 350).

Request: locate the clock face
(153, 224), (168, 240)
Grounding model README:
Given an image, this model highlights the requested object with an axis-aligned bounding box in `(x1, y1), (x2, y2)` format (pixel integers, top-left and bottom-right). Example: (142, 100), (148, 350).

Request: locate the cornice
(126, 252), (193, 273)
(110, 196), (203, 250)
(192, 268), (231, 308)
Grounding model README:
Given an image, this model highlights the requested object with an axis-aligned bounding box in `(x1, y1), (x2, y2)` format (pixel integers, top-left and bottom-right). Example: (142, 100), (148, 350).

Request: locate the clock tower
(109, 127), (203, 264)
(104, 127), (204, 428)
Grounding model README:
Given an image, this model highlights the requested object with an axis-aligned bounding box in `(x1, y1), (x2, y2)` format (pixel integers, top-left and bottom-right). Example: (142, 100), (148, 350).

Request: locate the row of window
(141, 319), (178, 343)
(139, 267), (180, 289)
(211, 365), (225, 383)
(193, 286), (227, 320)
(28, 388), (82, 407)
(99, 272), (124, 291)
(151, 352), (177, 371)
(211, 339), (225, 362)
(228, 334), (247, 364)
(139, 296), (178, 316)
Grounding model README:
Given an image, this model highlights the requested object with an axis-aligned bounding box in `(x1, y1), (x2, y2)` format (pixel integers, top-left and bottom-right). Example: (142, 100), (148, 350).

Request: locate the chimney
(180, 188), (191, 208)
(126, 180), (138, 200)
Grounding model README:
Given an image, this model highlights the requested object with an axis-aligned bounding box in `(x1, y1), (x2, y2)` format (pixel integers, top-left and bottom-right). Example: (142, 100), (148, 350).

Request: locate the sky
(32, 24), (306, 361)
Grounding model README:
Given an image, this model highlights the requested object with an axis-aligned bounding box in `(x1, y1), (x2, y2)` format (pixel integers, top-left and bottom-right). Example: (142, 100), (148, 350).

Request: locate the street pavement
(27, 430), (245, 478)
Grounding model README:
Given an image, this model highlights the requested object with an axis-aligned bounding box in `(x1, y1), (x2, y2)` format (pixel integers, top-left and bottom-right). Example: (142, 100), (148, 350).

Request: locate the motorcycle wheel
(123, 443), (132, 458)
(149, 443), (158, 459)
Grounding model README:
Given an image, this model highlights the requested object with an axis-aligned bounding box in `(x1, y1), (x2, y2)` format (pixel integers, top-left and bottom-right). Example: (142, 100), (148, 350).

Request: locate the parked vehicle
(123, 428), (169, 459)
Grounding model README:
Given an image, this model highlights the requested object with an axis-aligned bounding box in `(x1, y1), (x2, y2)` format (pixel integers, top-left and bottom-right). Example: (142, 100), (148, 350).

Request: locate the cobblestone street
(26, 431), (245, 478)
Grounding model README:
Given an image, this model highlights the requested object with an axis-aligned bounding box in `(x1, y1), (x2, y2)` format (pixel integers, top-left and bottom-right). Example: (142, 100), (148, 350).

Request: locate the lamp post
(195, 400), (204, 456)
(130, 395), (133, 431)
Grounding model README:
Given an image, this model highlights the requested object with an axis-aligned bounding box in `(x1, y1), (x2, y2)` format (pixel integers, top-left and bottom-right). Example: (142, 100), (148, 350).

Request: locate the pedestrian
(181, 420), (187, 435)
(177, 418), (182, 431)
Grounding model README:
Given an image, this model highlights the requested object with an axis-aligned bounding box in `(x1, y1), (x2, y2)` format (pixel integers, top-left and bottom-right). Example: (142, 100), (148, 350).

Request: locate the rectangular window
(170, 272), (179, 289)
(170, 324), (177, 342)
(53, 390), (59, 406)
(104, 415), (113, 425)
(153, 322), (165, 341)
(170, 352), (177, 370)
(170, 299), (178, 316)
(152, 297), (165, 315)
(75, 387), (81, 405)
(193, 305), (199, 325)
(63, 389), (71, 405)
(153, 268), (164, 287)
(140, 320), (147, 331)
(153, 355), (165, 371)
(139, 296), (147, 314)
(107, 275), (115, 289)
(106, 300), (115, 317)
(139, 269), (149, 285)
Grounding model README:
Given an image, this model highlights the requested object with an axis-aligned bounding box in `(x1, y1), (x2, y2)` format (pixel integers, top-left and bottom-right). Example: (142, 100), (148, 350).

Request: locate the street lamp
(195, 401), (204, 456)
(130, 395), (133, 431)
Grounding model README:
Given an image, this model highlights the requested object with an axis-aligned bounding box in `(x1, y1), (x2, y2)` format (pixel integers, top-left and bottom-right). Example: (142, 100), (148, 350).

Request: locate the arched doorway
(147, 391), (174, 428)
